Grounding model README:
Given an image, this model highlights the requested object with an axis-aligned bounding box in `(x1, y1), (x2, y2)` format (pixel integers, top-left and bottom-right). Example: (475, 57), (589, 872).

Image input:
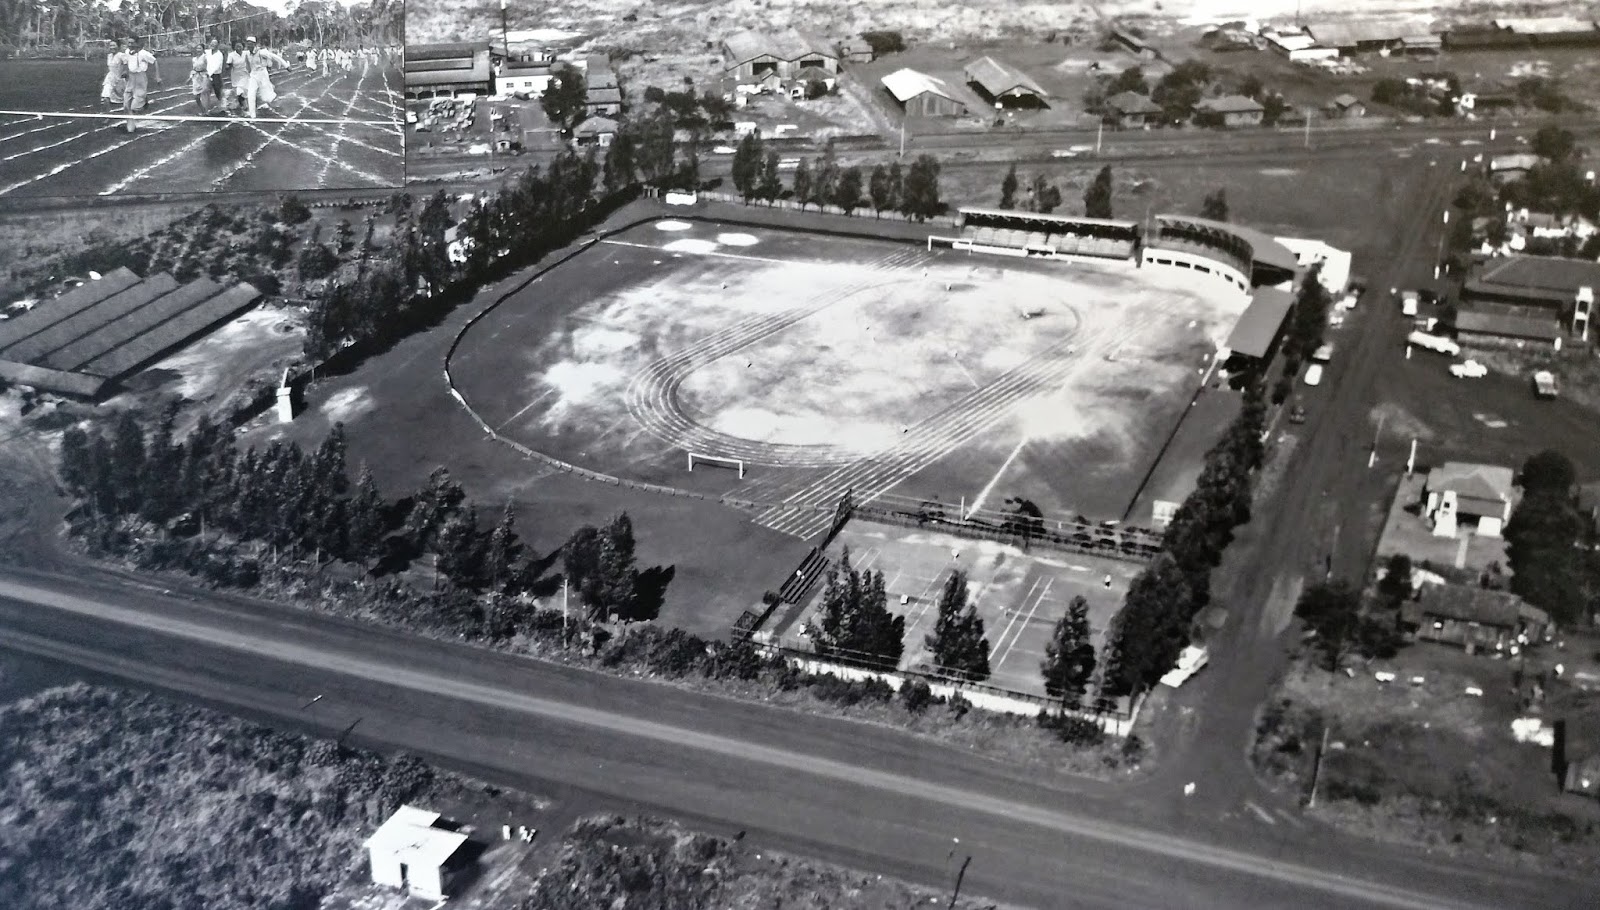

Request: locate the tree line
(57, 414), (656, 624)
(728, 132), (945, 221)
(1100, 377), (1270, 698)
(1272, 266), (1334, 404)
(1505, 450), (1599, 627)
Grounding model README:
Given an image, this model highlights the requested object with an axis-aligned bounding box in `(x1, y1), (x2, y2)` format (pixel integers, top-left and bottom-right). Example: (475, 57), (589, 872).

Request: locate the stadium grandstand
(932, 207), (1140, 260)
(1143, 214), (1300, 291)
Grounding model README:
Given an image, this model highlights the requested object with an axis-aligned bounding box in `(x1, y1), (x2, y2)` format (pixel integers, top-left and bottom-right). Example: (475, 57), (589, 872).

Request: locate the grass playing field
(448, 218), (1248, 542)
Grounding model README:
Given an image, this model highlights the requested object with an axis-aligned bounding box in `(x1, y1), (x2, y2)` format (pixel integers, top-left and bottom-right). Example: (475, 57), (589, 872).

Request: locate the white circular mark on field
(655, 220), (693, 231)
(662, 238), (719, 254)
(717, 232), (759, 246)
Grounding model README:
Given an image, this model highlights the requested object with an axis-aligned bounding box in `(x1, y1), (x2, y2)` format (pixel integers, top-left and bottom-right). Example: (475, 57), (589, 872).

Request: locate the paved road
(0, 566), (1594, 910)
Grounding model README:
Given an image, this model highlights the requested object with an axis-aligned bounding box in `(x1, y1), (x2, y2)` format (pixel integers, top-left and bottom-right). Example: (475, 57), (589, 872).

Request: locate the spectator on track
(121, 37), (161, 134)
(225, 40), (251, 114)
(101, 39), (128, 111)
(204, 38), (226, 105)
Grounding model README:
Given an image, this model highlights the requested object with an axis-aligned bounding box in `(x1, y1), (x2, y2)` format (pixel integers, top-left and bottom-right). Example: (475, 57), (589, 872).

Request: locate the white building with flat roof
(365, 805), (472, 901)
(1275, 236), (1352, 294)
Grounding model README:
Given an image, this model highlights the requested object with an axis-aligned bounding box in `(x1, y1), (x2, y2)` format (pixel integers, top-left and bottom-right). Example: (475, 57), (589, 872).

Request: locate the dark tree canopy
(1041, 595), (1096, 704)
(1084, 166), (1114, 219)
(925, 570), (991, 681)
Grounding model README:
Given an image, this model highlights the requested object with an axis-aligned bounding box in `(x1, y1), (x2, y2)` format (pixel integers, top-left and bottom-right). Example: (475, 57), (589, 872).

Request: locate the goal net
(687, 452), (746, 479)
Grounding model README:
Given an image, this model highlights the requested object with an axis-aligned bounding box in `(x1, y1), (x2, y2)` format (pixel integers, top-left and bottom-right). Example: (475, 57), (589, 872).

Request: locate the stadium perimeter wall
(1138, 247), (1251, 298)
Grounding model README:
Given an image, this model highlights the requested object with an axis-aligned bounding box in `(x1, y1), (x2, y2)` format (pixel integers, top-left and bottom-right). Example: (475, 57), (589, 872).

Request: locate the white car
(1303, 364), (1324, 386)
(711, 145), (737, 155)
(1449, 360), (1488, 379)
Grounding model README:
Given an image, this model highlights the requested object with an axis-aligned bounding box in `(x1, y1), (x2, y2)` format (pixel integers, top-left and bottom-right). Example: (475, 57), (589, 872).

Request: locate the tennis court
(768, 523), (1137, 697)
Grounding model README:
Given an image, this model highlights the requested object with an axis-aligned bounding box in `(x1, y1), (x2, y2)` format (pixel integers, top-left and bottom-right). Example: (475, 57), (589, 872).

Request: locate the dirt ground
(770, 523), (1138, 695)
(449, 219), (1243, 532)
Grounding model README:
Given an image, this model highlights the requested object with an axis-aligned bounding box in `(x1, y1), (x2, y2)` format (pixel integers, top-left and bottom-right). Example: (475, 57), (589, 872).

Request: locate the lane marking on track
(1245, 802), (1277, 825)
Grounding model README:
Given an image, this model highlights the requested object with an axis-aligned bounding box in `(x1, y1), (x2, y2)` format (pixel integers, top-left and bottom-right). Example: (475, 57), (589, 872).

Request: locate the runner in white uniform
(122, 37), (161, 134)
(100, 39), (128, 109)
(243, 36), (290, 119)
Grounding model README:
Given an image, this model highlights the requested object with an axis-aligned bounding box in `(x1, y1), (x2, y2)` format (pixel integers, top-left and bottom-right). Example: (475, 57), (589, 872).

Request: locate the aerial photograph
(3, 0), (1600, 907)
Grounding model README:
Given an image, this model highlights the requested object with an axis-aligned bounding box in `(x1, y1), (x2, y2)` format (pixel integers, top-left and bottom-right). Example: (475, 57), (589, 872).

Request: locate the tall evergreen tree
(1084, 165), (1114, 218)
(540, 64), (589, 133)
(731, 131), (763, 201)
(925, 570), (991, 681)
(1000, 163), (1019, 209)
(345, 464), (386, 564)
(792, 158), (813, 211)
(1041, 596), (1096, 705)
(482, 503), (524, 593)
(1102, 554), (1193, 696)
(597, 512), (639, 619)
(868, 163), (891, 217)
(58, 426), (93, 495)
(1200, 188), (1229, 221)
(886, 161), (904, 215)
(435, 504), (487, 589)
(405, 467), (465, 553)
(602, 129), (637, 192)
(108, 411), (147, 517)
(814, 548), (906, 668)
(813, 140), (840, 210)
(834, 165), (864, 215)
(899, 154), (942, 221)
(757, 149), (782, 203)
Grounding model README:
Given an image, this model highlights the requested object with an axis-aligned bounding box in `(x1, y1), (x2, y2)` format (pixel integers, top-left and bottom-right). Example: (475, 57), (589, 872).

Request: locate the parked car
(1449, 359), (1488, 378)
(1304, 364), (1324, 386)
(1288, 403), (1307, 424)
(1312, 343), (1334, 362)
(1400, 290), (1419, 317)
(1407, 330), (1461, 356)
(1533, 370), (1559, 398)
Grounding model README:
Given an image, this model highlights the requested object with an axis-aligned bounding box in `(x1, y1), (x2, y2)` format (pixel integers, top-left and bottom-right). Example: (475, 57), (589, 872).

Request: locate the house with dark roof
(722, 28), (838, 85)
(1454, 309), (1563, 345)
(1105, 90), (1162, 127)
(1325, 93), (1366, 118)
(404, 42), (494, 99)
(1461, 255), (1599, 341)
(573, 115), (618, 147)
(1400, 584), (1551, 652)
(1195, 94), (1264, 127)
(963, 56), (1049, 108)
(1423, 461), (1516, 537)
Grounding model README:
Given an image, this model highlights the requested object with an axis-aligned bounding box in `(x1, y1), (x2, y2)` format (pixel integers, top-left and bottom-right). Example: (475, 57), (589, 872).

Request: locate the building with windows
(405, 42), (495, 99)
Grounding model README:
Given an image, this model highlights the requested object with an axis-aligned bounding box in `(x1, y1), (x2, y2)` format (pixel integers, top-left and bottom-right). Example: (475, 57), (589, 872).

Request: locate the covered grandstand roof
(882, 68), (963, 103)
(1226, 287), (1295, 359)
(1492, 17), (1599, 35)
(963, 56), (1048, 98)
(407, 42), (492, 61)
(1154, 214), (1302, 274)
(958, 207), (1137, 229)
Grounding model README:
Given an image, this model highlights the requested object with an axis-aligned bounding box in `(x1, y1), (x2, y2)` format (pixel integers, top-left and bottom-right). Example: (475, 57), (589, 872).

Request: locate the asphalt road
(0, 563), (1595, 910)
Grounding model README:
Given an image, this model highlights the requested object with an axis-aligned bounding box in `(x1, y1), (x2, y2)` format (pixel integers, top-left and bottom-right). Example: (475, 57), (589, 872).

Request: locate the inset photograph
(0, 1), (404, 199)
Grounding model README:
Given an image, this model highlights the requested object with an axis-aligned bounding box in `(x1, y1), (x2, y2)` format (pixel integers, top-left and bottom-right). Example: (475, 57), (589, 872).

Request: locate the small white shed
(365, 805), (471, 901)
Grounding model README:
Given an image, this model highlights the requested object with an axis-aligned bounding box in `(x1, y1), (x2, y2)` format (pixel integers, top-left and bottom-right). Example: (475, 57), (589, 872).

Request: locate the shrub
(297, 244), (339, 281)
(900, 678), (934, 713)
(646, 628), (708, 676)
(280, 195), (313, 225)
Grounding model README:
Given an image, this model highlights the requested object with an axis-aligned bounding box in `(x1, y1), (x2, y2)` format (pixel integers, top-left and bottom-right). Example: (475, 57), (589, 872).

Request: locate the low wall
(773, 650), (1139, 735)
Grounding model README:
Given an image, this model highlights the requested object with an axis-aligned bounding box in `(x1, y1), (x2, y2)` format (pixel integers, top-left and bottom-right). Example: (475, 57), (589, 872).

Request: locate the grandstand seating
(955, 224), (1136, 260)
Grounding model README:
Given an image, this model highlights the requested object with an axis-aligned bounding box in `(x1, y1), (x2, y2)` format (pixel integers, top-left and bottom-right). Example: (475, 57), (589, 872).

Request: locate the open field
(769, 523), (1139, 696)
(449, 218), (1245, 539)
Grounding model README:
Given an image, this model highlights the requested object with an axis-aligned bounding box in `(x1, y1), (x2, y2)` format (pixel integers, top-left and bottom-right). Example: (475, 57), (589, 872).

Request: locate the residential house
(963, 56), (1050, 108)
(1104, 90), (1162, 127)
(1195, 94), (1265, 127)
(1110, 28), (1158, 60)
(788, 65), (838, 98)
(1486, 152), (1540, 182)
(1325, 93), (1367, 118)
(838, 38), (874, 64)
(1458, 83), (1520, 116)
(1454, 309), (1563, 345)
(722, 28), (839, 88)
(496, 59), (552, 97)
(1400, 584), (1552, 652)
(881, 68), (969, 117)
(365, 806), (475, 901)
(584, 57), (622, 116)
(573, 115), (618, 147)
(1423, 461), (1516, 537)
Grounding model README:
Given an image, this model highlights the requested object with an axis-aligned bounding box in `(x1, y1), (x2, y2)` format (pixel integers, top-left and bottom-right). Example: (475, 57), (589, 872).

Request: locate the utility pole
(1307, 722), (1332, 807)
(1303, 108), (1312, 149)
(946, 855), (972, 909)
(562, 576), (570, 639)
(1095, 118), (1103, 156)
(899, 120), (906, 159)
(499, 0), (510, 61)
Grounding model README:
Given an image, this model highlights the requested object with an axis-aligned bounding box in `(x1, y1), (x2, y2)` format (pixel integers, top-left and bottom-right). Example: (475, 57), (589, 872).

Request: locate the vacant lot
(769, 523), (1138, 696)
(451, 218), (1242, 542)
(1256, 645), (1600, 871)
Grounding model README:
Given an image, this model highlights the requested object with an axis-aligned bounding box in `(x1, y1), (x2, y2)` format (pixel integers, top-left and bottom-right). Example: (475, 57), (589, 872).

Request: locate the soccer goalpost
(687, 452), (746, 479)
